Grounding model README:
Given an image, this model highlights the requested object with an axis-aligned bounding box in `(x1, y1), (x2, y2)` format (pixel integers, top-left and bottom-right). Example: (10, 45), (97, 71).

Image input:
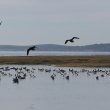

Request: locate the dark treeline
(0, 43), (110, 52)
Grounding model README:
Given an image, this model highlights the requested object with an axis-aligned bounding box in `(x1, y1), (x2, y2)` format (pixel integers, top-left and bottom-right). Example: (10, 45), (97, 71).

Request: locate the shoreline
(0, 55), (109, 67)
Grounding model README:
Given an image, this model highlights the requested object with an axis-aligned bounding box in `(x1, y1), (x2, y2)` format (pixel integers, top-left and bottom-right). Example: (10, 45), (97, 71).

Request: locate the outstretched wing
(32, 46), (36, 50)
(27, 49), (30, 56)
(72, 37), (79, 39)
(65, 40), (69, 44)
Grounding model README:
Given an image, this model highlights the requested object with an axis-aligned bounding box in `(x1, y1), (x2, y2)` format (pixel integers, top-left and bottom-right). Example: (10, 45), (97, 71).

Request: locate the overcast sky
(0, 0), (110, 45)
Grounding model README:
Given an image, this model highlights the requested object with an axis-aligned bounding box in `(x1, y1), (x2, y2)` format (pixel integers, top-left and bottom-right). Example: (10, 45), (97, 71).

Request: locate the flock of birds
(27, 36), (80, 56)
(1, 20), (108, 83)
(0, 65), (109, 84)
(0, 20), (109, 81)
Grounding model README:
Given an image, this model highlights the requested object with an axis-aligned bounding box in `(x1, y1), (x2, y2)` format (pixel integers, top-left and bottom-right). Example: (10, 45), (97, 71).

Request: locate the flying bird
(65, 37), (79, 44)
(27, 46), (36, 56)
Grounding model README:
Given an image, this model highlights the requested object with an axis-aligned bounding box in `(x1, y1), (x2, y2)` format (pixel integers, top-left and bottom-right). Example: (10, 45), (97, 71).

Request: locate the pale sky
(0, 0), (110, 45)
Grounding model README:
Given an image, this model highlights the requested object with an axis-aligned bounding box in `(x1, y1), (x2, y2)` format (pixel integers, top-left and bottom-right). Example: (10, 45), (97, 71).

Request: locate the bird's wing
(33, 46), (36, 50)
(27, 49), (30, 56)
(31, 46), (36, 50)
(65, 40), (69, 44)
(72, 37), (79, 39)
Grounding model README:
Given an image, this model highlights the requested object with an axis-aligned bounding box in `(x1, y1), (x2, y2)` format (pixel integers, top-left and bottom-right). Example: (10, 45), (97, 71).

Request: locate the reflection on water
(0, 65), (110, 110)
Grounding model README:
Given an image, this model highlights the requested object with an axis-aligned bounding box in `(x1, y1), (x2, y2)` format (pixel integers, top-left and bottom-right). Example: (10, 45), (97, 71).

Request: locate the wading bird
(27, 46), (36, 56)
(65, 37), (79, 44)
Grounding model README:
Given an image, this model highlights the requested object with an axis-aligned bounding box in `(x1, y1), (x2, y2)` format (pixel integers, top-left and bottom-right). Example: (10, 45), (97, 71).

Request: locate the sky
(0, 0), (110, 46)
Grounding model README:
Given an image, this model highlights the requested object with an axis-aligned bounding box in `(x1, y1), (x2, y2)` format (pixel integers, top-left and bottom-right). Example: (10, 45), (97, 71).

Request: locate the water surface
(0, 51), (110, 56)
(0, 65), (110, 110)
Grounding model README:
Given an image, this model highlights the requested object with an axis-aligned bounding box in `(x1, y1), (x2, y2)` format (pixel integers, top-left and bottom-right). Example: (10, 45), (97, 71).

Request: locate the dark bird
(27, 46), (36, 56)
(51, 75), (55, 80)
(96, 76), (99, 80)
(0, 21), (2, 25)
(13, 76), (19, 84)
(65, 37), (79, 44)
(65, 75), (69, 80)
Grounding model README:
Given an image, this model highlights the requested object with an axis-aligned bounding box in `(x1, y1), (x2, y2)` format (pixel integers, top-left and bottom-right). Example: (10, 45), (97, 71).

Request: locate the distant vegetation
(0, 43), (110, 52)
(0, 56), (110, 67)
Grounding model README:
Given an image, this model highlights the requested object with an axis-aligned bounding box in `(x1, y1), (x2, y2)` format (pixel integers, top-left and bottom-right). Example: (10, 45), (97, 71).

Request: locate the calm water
(0, 51), (110, 56)
(0, 65), (110, 110)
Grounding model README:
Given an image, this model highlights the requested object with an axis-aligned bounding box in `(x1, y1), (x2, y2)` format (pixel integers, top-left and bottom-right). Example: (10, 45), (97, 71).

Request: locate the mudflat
(0, 55), (110, 67)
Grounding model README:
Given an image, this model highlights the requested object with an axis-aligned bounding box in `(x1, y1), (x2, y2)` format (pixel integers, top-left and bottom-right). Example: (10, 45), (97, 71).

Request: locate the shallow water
(0, 51), (110, 56)
(0, 65), (110, 110)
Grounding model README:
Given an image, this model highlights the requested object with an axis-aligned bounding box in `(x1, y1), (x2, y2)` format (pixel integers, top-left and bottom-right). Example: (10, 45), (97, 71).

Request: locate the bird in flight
(65, 37), (79, 44)
(27, 46), (37, 56)
(0, 21), (2, 25)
